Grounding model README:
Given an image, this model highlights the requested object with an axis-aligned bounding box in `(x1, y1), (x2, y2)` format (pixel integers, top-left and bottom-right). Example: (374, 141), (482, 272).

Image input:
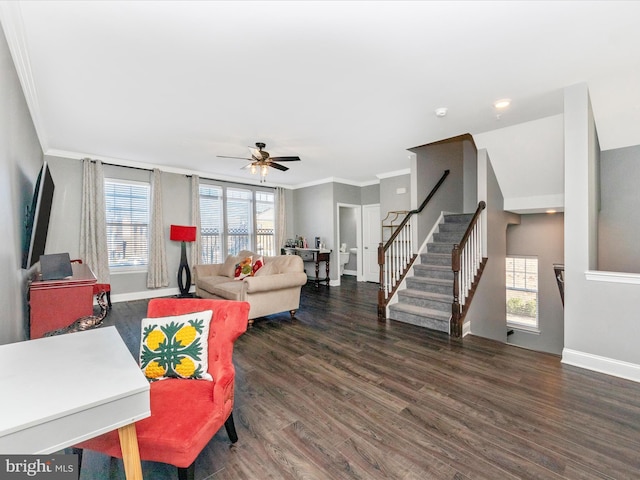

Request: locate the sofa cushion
(139, 310), (213, 382)
(212, 280), (245, 301)
(222, 255), (240, 278)
(198, 275), (234, 293)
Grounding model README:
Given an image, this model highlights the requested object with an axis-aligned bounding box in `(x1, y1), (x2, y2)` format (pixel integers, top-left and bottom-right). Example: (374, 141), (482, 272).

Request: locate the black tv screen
(22, 162), (55, 269)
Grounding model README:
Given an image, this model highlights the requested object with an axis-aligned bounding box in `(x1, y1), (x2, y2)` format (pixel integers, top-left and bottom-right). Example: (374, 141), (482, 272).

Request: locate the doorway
(336, 204), (362, 285)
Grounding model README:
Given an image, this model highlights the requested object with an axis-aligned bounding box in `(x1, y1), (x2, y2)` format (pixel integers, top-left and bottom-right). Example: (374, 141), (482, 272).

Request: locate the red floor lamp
(170, 225), (197, 297)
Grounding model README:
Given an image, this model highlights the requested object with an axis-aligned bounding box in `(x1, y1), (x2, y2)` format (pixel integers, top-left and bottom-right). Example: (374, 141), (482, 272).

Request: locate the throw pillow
(234, 256), (253, 280)
(139, 310), (213, 382)
(252, 256), (264, 275)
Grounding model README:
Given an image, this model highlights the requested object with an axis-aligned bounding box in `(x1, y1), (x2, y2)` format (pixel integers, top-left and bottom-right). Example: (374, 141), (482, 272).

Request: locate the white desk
(0, 327), (150, 479)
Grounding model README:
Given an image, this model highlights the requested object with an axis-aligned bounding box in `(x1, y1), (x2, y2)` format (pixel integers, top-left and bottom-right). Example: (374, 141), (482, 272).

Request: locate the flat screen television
(22, 161), (55, 269)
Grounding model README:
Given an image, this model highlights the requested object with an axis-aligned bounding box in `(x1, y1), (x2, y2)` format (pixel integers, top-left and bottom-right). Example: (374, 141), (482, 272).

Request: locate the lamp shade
(170, 225), (197, 242)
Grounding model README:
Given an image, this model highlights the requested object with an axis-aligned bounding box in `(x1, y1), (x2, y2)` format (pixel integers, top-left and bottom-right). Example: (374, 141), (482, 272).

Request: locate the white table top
(0, 326), (150, 454)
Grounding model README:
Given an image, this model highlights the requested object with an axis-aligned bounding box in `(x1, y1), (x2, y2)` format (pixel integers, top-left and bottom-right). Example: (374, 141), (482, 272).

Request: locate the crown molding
(376, 168), (411, 179)
(0, 2), (48, 151)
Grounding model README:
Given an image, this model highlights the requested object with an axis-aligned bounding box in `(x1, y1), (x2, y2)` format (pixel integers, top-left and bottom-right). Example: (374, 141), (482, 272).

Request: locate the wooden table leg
(118, 423), (143, 480)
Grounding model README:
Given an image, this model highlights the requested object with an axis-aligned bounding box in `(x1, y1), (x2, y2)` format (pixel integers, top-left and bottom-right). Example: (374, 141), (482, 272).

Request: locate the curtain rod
(186, 174), (276, 190)
(91, 159), (275, 190)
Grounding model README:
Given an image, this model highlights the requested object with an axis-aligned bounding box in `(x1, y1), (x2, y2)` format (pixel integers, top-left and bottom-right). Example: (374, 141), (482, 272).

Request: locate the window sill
(507, 323), (540, 334)
(110, 267), (148, 275)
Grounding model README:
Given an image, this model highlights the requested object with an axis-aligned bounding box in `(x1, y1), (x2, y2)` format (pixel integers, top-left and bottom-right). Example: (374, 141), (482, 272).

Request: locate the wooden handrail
(378, 169), (450, 319)
(383, 170), (450, 250)
(458, 201), (486, 248)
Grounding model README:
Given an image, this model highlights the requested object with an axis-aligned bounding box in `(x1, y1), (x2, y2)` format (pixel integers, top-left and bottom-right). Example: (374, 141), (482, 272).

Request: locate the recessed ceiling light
(494, 99), (511, 109)
(546, 209), (557, 214)
(435, 107), (448, 117)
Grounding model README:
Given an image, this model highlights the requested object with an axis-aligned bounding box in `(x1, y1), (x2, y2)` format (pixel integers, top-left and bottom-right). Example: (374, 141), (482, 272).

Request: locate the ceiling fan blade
(269, 156), (301, 162)
(217, 155), (252, 160)
(269, 162), (289, 172)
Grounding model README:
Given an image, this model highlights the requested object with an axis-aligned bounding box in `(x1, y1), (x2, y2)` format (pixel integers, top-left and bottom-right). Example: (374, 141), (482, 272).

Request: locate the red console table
(29, 262), (97, 339)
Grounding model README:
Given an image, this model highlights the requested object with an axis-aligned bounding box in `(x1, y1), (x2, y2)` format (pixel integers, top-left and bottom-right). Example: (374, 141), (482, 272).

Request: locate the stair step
(406, 276), (453, 295)
(397, 289), (452, 311)
(433, 231), (464, 244)
(420, 253), (450, 266)
(444, 213), (474, 224)
(413, 264), (453, 280)
(426, 242), (455, 254)
(388, 303), (450, 333)
(438, 222), (469, 233)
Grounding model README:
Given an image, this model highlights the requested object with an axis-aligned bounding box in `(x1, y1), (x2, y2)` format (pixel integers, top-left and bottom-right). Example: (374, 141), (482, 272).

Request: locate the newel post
(451, 244), (462, 337)
(377, 243), (386, 320)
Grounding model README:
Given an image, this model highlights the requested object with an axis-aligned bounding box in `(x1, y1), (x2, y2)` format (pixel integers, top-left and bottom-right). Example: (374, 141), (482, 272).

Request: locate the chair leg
(106, 290), (112, 309)
(177, 463), (195, 480)
(71, 447), (83, 474)
(289, 309), (296, 320)
(224, 412), (238, 443)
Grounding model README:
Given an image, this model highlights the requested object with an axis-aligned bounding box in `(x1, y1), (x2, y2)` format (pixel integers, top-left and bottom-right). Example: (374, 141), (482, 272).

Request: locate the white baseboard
(562, 348), (640, 383)
(107, 287), (183, 305)
(343, 269), (357, 276)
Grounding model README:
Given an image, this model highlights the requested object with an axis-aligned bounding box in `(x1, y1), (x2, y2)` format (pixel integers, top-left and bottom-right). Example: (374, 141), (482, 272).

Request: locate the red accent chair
(74, 298), (249, 480)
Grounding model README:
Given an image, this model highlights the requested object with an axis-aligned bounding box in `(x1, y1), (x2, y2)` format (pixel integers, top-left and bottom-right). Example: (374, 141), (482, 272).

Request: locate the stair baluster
(451, 201), (486, 336)
(377, 170), (450, 319)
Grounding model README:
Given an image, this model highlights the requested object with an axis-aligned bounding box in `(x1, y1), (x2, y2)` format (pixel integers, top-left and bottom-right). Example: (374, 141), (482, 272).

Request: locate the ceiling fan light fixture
(250, 164), (257, 174)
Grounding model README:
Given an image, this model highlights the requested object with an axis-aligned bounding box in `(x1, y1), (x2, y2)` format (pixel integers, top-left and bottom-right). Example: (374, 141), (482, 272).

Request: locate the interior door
(362, 204), (381, 282)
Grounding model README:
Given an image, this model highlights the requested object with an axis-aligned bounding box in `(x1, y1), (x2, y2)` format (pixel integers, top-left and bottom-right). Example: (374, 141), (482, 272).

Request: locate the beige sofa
(194, 250), (308, 325)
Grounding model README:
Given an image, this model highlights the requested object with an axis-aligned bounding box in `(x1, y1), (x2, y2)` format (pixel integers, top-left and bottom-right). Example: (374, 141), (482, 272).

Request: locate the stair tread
(399, 289), (452, 301)
(408, 276), (452, 285)
(389, 303), (450, 319)
(415, 264), (450, 271)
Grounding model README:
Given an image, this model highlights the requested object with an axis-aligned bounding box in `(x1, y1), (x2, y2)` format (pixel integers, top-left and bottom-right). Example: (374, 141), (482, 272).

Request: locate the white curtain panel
(190, 174), (201, 279)
(276, 186), (286, 253)
(147, 168), (169, 288)
(79, 159), (110, 284)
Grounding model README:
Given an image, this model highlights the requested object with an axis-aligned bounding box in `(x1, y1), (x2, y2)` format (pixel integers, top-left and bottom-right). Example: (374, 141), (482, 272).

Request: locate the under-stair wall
(463, 149), (519, 341)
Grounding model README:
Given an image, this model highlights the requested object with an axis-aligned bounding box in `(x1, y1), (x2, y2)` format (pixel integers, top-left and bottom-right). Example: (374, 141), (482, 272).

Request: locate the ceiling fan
(217, 142), (301, 182)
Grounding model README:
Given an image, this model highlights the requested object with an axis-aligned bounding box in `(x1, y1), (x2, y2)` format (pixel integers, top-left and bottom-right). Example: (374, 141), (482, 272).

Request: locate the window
(199, 185), (275, 262)
(105, 180), (150, 269)
(255, 191), (275, 256)
(506, 256), (538, 330)
(199, 184), (223, 263)
(226, 188), (253, 256)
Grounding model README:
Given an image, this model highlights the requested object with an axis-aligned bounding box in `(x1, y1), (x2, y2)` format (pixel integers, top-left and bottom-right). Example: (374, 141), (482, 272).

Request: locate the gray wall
(293, 183), (335, 280)
(598, 145), (640, 273)
(380, 174), (411, 223)
(412, 139), (464, 244)
(507, 213), (565, 355)
(463, 138), (478, 212)
(466, 149), (518, 341)
(564, 83), (640, 379)
(0, 25), (44, 344)
(361, 183), (380, 205)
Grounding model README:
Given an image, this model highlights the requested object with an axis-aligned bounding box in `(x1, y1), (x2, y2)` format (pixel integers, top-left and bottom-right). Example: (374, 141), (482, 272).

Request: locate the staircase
(388, 213), (473, 333)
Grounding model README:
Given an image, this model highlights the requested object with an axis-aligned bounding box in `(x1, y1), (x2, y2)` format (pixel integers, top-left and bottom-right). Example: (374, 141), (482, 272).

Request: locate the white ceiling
(2, 1), (640, 188)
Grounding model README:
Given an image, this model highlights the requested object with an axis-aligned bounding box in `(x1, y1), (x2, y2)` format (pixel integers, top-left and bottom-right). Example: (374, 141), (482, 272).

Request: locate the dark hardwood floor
(79, 276), (640, 479)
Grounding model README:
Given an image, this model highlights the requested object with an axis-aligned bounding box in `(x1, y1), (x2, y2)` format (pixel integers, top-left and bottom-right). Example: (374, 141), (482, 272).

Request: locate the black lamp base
(177, 241), (192, 297)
